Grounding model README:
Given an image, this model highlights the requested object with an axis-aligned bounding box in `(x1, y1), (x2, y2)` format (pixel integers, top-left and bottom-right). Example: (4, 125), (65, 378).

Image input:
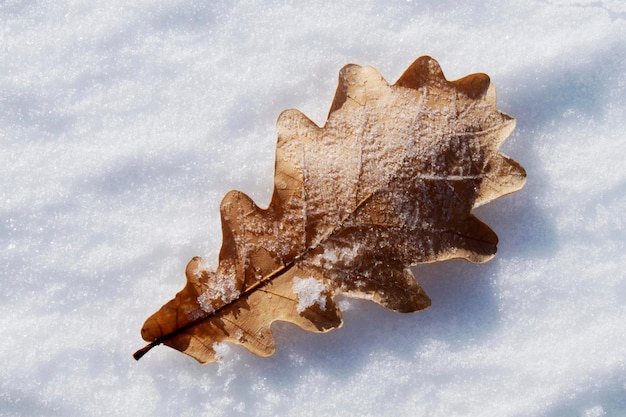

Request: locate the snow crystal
(319, 246), (338, 265)
(183, 305), (205, 321)
(292, 276), (327, 313)
(583, 406), (606, 417)
(316, 242), (362, 269)
(192, 258), (209, 279)
(197, 269), (240, 313)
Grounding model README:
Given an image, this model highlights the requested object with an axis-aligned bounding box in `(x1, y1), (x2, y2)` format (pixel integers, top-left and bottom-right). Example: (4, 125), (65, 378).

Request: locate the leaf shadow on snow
(488, 39), (626, 260)
(140, 260), (505, 404)
(221, 258), (503, 387)
(503, 31), (626, 132)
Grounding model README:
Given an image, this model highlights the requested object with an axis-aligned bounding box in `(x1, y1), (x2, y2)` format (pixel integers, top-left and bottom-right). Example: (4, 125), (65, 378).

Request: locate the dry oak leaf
(134, 56), (526, 364)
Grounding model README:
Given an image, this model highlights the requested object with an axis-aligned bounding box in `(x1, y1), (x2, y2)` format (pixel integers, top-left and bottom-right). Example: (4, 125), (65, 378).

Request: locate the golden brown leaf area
(134, 56), (526, 363)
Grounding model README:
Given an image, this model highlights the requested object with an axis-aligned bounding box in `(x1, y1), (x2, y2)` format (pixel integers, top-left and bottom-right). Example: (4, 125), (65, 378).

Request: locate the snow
(196, 264), (240, 314)
(1, 1), (625, 416)
(292, 276), (327, 313)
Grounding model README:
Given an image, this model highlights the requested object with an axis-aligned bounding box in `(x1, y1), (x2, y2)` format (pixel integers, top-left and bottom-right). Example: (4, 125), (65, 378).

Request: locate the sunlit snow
(1, 1), (625, 416)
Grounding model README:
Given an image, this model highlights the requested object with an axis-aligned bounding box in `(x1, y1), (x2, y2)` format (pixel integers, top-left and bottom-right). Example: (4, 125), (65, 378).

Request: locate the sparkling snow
(1, 1), (625, 416)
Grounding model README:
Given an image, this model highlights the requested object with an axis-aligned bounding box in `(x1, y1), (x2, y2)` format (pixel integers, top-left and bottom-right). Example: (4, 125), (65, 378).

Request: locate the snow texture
(196, 265), (240, 314)
(1, 1), (625, 416)
(292, 276), (327, 313)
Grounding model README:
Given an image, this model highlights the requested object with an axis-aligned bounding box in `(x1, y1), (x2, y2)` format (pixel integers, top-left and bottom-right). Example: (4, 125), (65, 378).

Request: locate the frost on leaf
(133, 56), (526, 363)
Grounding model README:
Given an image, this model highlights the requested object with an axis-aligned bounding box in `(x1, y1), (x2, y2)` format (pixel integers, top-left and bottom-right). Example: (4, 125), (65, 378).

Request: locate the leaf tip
(453, 73), (492, 99)
(276, 108), (319, 140)
(328, 63), (360, 114)
(395, 55), (445, 89)
(495, 113), (517, 145)
(328, 63), (388, 115)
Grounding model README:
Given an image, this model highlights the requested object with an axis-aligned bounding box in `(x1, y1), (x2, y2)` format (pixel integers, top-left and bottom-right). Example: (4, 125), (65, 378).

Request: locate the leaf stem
(133, 261), (298, 361)
(133, 342), (157, 360)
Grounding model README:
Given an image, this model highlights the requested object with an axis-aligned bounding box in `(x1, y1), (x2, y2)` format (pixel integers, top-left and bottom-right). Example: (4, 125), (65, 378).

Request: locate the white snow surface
(1, 1), (625, 416)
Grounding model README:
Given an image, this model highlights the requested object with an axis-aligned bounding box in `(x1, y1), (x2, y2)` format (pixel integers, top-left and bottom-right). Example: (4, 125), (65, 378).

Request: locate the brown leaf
(133, 56), (526, 363)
